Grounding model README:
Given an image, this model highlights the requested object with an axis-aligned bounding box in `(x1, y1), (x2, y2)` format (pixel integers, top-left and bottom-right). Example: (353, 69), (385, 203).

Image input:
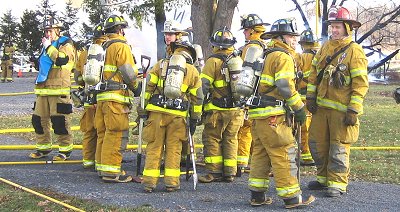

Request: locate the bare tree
(289, 0), (400, 72)
(191, 0), (238, 58)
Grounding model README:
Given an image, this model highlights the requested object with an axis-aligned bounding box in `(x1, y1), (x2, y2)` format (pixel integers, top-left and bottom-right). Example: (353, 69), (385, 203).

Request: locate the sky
(0, 0), (391, 62)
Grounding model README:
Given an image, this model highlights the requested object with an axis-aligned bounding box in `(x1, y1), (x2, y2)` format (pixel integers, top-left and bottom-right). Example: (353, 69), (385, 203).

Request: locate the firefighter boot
(198, 173), (223, 183)
(29, 150), (52, 159)
(308, 181), (328, 190)
(52, 152), (71, 161)
(102, 171), (133, 183)
(166, 186), (181, 192)
(250, 191), (273, 207)
(283, 195), (315, 209)
(326, 187), (345, 197)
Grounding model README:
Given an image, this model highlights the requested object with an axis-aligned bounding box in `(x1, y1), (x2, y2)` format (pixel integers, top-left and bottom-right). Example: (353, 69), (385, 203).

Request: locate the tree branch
(357, 4), (400, 43)
(290, 0), (311, 29)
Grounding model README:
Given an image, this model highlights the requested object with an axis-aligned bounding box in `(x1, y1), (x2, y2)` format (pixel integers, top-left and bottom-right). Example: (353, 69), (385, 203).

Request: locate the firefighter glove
(42, 37), (51, 50)
(306, 98), (318, 114)
(189, 119), (198, 136)
(136, 105), (148, 119)
(344, 110), (357, 126)
(294, 107), (306, 125)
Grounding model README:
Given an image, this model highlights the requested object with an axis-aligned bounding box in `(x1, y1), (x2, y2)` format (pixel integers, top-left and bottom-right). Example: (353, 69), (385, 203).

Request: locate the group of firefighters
(26, 4), (369, 209)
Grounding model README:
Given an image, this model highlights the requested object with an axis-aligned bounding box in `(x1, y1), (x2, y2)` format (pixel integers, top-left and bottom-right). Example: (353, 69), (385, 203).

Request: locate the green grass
(0, 183), (154, 212)
(349, 83), (400, 184)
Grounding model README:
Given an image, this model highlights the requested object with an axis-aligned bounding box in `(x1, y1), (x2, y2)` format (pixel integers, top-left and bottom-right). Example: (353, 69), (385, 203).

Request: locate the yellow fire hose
(0, 122), (137, 134)
(0, 91), (35, 96)
(0, 144), (398, 150)
(0, 86), (80, 97)
(0, 177), (85, 212)
(0, 160), (82, 165)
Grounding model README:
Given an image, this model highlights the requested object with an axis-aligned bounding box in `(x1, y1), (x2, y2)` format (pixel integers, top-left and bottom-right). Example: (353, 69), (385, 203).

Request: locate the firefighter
(162, 20), (188, 57)
(245, 18), (315, 208)
(94, 15), (139, 183)
(237, 14), (270, 174)
(73, 23), (107, 169)
(198, 27), (244, 183)
(162, 20), (191, 166)
(296, 29), (320, 166)
(140, 41), (203, 192)
(306, 6), (369, 197)
(1, 42), (16, 82)
(29, 16), (76, 161)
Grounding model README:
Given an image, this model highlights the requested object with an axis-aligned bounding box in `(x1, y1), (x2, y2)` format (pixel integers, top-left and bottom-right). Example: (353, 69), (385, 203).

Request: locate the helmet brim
(209, 40), (235, 49)
(325, 19), (361, 28)
(240, 22), (270, 30)
(162, 30), (189, 36)
(261, 31), (300, 39)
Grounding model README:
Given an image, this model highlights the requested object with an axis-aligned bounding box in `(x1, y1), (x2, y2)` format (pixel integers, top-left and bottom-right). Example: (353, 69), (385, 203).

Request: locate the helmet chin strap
(279, 35), (288, 45)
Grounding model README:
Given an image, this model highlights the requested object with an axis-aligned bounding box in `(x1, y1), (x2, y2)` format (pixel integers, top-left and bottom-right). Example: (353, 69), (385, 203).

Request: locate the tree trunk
(212, 0), (238, 31)
(191, 0), (215, 59)
(191, 0), (237, 59)
(155, 0), (166, 60)
(321, 0), (329, 41)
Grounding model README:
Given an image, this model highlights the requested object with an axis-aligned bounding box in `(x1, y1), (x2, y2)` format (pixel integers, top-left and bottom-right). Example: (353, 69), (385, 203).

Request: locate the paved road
(1, 77), (400, 211)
